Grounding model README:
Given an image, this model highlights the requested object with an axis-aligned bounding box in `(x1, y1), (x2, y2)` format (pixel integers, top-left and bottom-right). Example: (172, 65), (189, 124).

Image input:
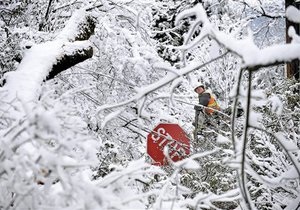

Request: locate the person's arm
(199, 93), (210, 106)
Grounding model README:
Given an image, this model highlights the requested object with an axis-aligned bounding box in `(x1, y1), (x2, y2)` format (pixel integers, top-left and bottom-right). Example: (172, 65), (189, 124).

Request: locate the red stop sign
(147, 123), (190, 166)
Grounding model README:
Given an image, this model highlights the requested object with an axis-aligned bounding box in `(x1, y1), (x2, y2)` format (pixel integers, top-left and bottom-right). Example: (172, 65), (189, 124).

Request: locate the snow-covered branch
(175, 4), (300, 69)
(1, 9), (96, 103)
(97, 52), (228, 113)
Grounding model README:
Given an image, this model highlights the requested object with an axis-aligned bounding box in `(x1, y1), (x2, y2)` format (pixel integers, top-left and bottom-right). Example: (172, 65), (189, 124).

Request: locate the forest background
(0, 0), (299, 209)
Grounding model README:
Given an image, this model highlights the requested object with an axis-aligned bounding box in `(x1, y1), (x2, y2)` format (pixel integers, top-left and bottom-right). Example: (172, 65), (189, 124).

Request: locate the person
(193, 84), (220, 131)
(194, 84), (220, 115)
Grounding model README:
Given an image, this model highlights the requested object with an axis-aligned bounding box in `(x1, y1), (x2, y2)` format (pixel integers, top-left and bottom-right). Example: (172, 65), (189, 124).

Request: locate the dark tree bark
(47, 45), (93, 80)
(286, 0), (300, 80)
(46, 13), (96, 80)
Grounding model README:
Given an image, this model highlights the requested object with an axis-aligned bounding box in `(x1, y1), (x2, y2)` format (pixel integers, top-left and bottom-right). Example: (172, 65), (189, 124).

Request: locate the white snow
(1, 2), (299, 209)
(216, 134), (231, 144)
(173, 4), (300, 69)
(286, 6), (300, 23)
(3, 40), (92, 104)
(56, 9), (89, 41)
(101, 109), (123, 128)
(269, 95), (283, 115)
(3, 41), (63, 102)
(36, 108), (60, 134)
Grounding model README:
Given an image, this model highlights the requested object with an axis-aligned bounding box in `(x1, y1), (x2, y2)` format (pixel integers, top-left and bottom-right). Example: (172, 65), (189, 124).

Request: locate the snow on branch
(1, 9), (96, 103)
(97, 52), (228, 113)
(175, 4), (300, 69)
(286, 5), (300, 24)
(57, 9), (96, 41)
(97, 3), (300, 116)
(48, 41), (93, 80)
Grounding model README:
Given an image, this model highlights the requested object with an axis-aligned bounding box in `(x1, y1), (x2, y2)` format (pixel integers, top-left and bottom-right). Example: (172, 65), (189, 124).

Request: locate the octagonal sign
(147, 123), (190, 166)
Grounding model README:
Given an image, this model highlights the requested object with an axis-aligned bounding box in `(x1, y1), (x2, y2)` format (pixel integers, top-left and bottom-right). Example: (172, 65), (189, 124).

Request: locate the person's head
(194, 84), (205, 94)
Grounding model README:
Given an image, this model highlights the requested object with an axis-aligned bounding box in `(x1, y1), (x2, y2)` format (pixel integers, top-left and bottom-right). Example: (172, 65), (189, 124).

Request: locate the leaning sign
(147, 123), (190, 166)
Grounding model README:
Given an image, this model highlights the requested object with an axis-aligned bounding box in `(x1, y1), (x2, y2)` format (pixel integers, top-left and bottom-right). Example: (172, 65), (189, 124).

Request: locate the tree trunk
(286, 0), (300, 80)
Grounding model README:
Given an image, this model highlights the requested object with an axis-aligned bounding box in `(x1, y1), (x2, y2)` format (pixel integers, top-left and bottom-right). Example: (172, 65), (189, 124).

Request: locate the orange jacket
(205, 95), (220, 115)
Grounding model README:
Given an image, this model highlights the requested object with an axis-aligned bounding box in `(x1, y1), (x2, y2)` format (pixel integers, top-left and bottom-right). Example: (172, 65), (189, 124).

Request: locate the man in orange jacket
(193, 84), (220, 132)
(194, 84), (220, 115)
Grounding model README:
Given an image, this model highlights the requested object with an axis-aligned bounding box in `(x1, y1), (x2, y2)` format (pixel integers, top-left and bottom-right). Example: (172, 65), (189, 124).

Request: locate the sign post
(147, 123), (190, 166)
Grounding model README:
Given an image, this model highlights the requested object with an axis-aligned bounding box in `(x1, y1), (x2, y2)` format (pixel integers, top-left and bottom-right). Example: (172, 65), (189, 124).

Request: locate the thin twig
(240, 69), (254, 210)
(231, 68), (244, 153)
(249, 125), (300, 177)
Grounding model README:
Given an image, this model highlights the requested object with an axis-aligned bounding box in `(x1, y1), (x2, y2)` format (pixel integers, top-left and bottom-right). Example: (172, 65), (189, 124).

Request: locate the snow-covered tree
(0, 0), (299, 209)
